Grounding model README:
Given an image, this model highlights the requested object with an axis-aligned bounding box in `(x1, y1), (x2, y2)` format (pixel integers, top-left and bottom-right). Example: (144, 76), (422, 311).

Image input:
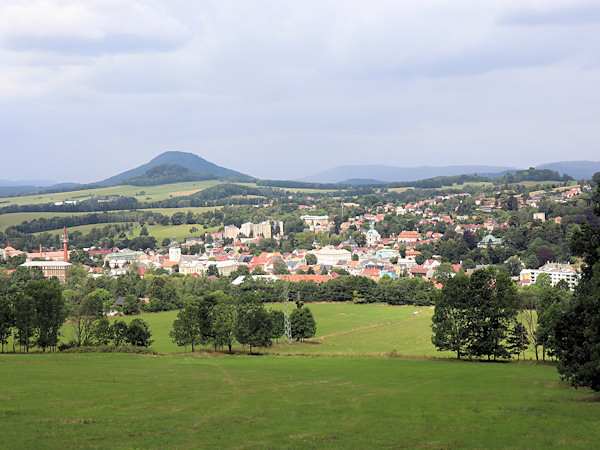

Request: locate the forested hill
(98, 151), (250, 186)
(388, 168), (571, 189)
(123, 164), (218, 186)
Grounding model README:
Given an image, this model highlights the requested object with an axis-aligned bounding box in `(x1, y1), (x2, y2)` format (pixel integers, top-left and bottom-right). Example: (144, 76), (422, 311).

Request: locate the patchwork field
(1, 354), (598, 448)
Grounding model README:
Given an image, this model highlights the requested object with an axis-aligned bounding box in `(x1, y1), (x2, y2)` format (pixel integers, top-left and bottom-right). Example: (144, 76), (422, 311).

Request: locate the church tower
(168, 236), (181, 262)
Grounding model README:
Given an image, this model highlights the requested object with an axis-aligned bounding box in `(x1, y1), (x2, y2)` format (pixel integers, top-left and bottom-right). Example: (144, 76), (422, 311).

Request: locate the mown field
(1, 353), (598, 448)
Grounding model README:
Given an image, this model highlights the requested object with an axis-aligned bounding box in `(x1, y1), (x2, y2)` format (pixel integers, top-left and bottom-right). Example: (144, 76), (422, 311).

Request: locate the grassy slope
(59, 304), (544, 359)
(0, 181), (222, 206)
(0, 353), (598, 448)
(0, 207), (220, 231)
(33, 223), (220, 243)
(65, 304), (448, 357)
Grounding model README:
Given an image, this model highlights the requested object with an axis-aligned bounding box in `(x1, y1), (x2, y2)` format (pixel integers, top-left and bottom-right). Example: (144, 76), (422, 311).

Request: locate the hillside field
(1, 353), (598, 448)
(0, 207), (221, 232)
(60, 303), (441, 356)
(60, 303), (545, 360)
(0, 181), (222, 207)
(34, 222), (221, 244)
(3, 303), (597, 447)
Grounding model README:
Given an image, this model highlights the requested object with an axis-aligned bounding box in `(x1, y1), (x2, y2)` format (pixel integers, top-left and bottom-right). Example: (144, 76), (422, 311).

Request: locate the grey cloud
(501, 4), (600, 26)
(2, 32), (186, 55)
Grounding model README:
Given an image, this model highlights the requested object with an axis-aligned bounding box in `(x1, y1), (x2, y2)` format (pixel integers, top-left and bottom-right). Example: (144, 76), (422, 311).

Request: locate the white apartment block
(520, 263), (580, 290)
(224, 225), (239, 240)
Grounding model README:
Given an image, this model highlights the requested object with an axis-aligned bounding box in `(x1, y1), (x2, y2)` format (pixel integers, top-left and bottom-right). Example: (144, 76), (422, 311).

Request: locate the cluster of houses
(0, 184), (587, 290)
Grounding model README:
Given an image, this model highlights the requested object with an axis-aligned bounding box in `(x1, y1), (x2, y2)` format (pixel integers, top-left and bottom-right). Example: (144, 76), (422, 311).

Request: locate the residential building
(397, 231), (421, 243)
(520, 263), (580, 290)
(104, 251), (147, 268)
(224, 225), (239, 240)
(300, 215), (330, 232)
(478, 234), (504, 248)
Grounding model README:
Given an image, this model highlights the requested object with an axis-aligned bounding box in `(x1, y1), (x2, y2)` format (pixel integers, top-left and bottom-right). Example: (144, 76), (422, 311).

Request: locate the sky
(1, 0), (599, 183)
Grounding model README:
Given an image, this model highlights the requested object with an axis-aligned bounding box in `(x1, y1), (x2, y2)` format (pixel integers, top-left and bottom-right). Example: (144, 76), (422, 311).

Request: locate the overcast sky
(1, 0), (599, 183)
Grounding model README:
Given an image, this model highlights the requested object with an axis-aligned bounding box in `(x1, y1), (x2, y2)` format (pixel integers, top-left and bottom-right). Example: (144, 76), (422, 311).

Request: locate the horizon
(1, 1), (599, 182)
(2, 150), (600, 186)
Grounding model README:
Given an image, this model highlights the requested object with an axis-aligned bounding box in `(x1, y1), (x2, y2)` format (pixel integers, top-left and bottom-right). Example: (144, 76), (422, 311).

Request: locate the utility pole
(283, 284), (292, 344)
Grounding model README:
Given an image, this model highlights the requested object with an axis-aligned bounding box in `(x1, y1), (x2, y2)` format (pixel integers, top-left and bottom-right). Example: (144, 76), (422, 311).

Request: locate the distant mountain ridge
(535, 161), (600, 180)
(0, 178), (56, 186)
(300, 164), (517, 184)
(97, 151), (249, 186)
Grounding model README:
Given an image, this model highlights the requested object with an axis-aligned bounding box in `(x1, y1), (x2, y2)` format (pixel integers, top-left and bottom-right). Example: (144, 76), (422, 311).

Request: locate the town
(1, 180), (587, 292)
(3, 1), (600, 445)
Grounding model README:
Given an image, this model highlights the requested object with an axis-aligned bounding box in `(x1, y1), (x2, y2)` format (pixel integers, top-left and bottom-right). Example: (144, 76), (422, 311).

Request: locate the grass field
(0, 180), (334, 208)
(58, 304), (458, 359)
(0, 181), (222, 207)
(58, 303), (547, 360)
(1, 353), (598, 448)
(33, 223), (220, 243)
(4, 303), (598, 447)
(0, 212), (89, 231)
(57, 304), (442, 356)
(127, 224), (221, 243)
(440, 181), (494, 190)
(0, 207), (220, 233)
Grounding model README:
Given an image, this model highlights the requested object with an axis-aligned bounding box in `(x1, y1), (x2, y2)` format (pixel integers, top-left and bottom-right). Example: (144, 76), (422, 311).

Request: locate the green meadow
(1, 354), (598, 448)
(0, 208), (220, 232)
(3, 303), (598, 448)
(62, 303), (540, 360)
(0, 181), (222, 207)
(59, 303), (440, 356)
(35, 222), (220, 243)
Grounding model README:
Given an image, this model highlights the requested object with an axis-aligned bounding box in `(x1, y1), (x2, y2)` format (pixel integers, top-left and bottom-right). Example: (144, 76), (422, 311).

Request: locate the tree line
(430, 181), (600, 393)
(170, 291), (316, 353)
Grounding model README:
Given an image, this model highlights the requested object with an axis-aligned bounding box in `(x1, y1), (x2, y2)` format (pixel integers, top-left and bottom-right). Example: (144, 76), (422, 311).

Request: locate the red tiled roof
(275, 274), (333, 284)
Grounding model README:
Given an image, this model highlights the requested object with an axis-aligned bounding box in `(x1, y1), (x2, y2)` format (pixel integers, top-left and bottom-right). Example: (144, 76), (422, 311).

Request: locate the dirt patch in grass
(170, 189), (204, 197)
(313, 322), (390, 340)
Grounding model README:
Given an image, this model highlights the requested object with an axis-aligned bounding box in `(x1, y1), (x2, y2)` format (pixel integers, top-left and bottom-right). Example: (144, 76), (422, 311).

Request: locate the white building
(20, 261), (72, 282)
(237, 221), (283, 239)
(179, 260), (207, 276)
(300, 215), (330, 233)
(520, 263), (580, 290)
(310, 247), (352, 266)
(240, 222), (253, 237)
(168, 238), (181, 262)
(224, 225), (239, 240)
